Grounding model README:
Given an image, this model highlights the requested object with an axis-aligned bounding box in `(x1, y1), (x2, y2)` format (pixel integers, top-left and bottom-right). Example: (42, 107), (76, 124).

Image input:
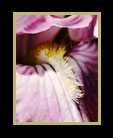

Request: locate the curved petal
(53, 15), (92, 28)
(16, 15), (93, 35)
(16, 64), (85, 122)
(67, 39), (98, 122)
(16, 15), (53, 34)
(68, 15), (97, 42)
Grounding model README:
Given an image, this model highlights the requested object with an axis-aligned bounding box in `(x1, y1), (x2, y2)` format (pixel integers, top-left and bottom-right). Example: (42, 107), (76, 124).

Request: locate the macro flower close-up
(16, 14), (98, 122)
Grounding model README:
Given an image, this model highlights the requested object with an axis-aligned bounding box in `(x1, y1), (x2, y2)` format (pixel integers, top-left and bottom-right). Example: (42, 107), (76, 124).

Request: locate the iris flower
(16, 15), (98, 122)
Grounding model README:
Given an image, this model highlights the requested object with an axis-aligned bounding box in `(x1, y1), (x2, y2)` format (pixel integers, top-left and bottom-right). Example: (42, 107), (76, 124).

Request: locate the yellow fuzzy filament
(23, 41), (84, 103)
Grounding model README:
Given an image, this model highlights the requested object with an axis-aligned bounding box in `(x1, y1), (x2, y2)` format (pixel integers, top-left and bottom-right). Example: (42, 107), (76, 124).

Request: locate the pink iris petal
(16, 15), (53, 34)
(16, 64), (86, 122)
(52, 15), (92, 28)
(67, 39), (98, 122)
(16, 15), (93, 35)
(68, 15), (98, 42)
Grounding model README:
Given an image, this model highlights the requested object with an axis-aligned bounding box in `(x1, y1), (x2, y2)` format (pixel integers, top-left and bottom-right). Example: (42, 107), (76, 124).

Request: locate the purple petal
(67, 39), (98, 121)
(16, 64), (86, 122)
(68, 15), (97, 42)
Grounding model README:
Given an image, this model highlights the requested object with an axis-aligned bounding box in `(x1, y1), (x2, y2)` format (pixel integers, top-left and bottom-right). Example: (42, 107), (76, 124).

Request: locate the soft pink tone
(16, 64), (88, 122)
(16, 15), (98, 122)
(94, 17), (98, 37)
(16, 15), (93, 35)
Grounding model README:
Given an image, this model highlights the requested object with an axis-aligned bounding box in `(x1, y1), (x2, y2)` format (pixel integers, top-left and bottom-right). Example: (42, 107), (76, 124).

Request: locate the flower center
(23, 41), (84, 103)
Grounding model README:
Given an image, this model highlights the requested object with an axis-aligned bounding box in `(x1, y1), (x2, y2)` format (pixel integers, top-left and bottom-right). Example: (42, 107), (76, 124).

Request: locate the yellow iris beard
(23, 42), (84, 103)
